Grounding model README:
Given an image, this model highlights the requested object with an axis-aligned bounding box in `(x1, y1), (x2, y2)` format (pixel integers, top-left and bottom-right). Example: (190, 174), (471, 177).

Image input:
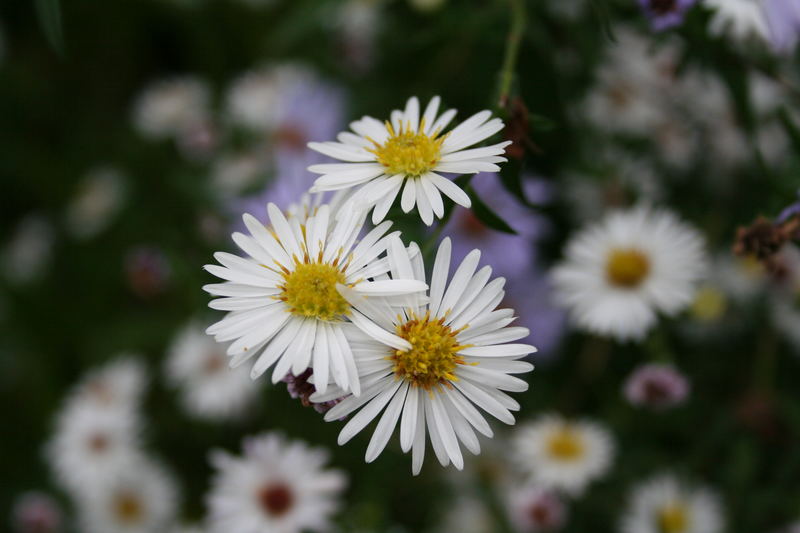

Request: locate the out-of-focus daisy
(77, 458), (179, 533)
(132, 77), (210, 140)
(12, 492), (63, 533)
(312, 237), (536, 474)
(620, 475), (724, 533)
(206, 433), (346, 533)
(507, 485), (567, 532)
(552, 206), (707, 341)
(2, 214), (54, 284)
(47, 399), (143, 494)
(335, 0), (381, 73)
(65, 167), (126, 240)
(72, 356), (147, 413)
(308, 96), (511, 225)
(623, 363), (690, 410)
(165, 321), (259, 421)
(512, 414), (614, 496)
(211, 152), (266, 199)
(204, 203), (425, 395)
(704, 0), (770, 43)
(639, 0), (698, 31)
(433, 495), (494, 533)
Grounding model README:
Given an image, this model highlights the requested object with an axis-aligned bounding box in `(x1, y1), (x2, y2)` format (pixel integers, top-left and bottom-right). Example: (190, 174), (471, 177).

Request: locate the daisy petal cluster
(308, 96), (511, 225)
(311, 237), (536, 474)
(552, 206), (708, 341)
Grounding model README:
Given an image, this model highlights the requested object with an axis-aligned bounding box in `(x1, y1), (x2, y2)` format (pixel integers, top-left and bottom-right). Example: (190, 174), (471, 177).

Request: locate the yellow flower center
(657, 503), (688, 533)
(606, 248), (651, 288)
(368, 121), (445, 177)
(546, 427), (585, 462)
(391, 311), (469, 390)
(113, 492), (144, 524)
(690, 286), (727, 322)
(278, 261), (350, 321)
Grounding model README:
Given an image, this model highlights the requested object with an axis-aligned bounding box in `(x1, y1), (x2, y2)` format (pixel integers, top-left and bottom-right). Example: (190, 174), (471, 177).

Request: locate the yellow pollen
(690, 286), (727, 322)
(546, 426), (585, 462)
(113, 492), (144, 524)
(391, 311), (469, 390)
(368, 120), (445, 177)
(606, 248), (651, 288)
(657, 503), (688, 533)
(278, 261), (350, 321)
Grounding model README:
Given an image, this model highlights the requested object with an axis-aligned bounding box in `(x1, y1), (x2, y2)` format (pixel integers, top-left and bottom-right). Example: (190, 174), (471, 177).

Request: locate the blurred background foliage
(2, 0), (800, 531)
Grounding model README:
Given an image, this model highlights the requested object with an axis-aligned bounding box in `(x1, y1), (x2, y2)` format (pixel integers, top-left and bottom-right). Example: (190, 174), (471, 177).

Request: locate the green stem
(497, 0), (526, 107)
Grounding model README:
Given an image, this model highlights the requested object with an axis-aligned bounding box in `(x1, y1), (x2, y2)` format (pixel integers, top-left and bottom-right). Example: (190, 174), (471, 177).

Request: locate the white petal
(337, 380), (402, 445)
(365, 382), (408, 462)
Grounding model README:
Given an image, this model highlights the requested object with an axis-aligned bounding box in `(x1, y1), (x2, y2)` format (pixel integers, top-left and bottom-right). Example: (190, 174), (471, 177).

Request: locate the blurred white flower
(552, 206), (708, 341)
(432, 495), (495, 533)
(507, 484), (567, 532)
(165, 321), (259, 421)
(620, 474), (724, 533)
(704, 0), (770, 43)
(312, 237), (536, 474)
(77, 458), (179, 533)
(225, 65), (306, 132)
(65, 167), (126, 240)
(206, 432), (346, 533)
(47, 398), (143, 495)
(335, 0), (381, 73)
(204, 203), (425, 395)
(308, 96), (510, 225)
(72, 356), (148, 413)
(623, 363), (691, 410)
(512, 414), (614, 496)
(210, 152), (265, 198)
(408, 0), (446, 12)
(132, 77), (210, 140)
(2, 214), (54, 284)
(12, 492), (63, 533)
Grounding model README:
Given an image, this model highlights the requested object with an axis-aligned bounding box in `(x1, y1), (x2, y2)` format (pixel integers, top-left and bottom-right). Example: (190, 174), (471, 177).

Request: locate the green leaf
(465, 185), (517, 235)
(35, 0), (65, 55)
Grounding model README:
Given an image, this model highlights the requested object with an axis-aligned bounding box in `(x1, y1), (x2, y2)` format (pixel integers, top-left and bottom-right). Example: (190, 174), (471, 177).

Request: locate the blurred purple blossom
(638, 0), (698, 31)
(624, 363), (690, 410)
(776, 190), (800, 224)
(124, 246), (171, 299)
(508, 485), (567, 532)
(282, 369), (343, 415)
(764, 0), (800, 54)
(12, 492), (63, 533)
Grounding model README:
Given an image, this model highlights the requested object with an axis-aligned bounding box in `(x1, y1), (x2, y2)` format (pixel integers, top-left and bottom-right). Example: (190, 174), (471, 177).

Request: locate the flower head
(311, 237), (536, 474)
(624, 363), (690, 410)
(552, 206), (708, 341)
(206, 433), (346, 533)
(308, 96), (510, 225)
(507, 485), (567, 532)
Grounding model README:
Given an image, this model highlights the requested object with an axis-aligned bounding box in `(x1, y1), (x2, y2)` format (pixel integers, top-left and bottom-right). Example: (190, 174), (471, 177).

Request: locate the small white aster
(77, 458), (179, 533)
(206, 432), (346, 533)
(165, 321), (259, 421)
(620, 474), (724, 533)
(311, 237), (536, 474)
(132, 77), (210, 140)
(552, 205), (708, 342)
(46, 399), (143, 495)
(204, 202), (426, 396)
(512, 414), (614, 496)
(307, 96), (511, 226)
(72, 356), (148, 413)
(704, 0), (770, 43)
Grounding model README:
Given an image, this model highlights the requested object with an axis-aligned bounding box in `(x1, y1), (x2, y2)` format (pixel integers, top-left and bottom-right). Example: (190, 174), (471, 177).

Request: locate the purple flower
(282, 369), (343, 415)
(638, 0), (698, 31)
(508, 485), (567, 532)
(776, 190), (800, 224)
(124, 246), (171, 299)
(623, 363), (690, 410)
(12, 492), (63, 533)
(764, 0), (800, 54)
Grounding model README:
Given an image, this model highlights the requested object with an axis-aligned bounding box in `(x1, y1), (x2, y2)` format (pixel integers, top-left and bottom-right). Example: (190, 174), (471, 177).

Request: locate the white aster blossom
(132, 77), (210, 140)
(65, 166), (126, 240)
(552, 206), (708, 341)
(512, 414), (614, 496)
(206, 432), (346, 533)
(165, 321), (259, 421)
(204, 202), (426, 396)
(620, 474), (724, 533)
(308, 96), (511, 225)
(311, 237), (536, 474)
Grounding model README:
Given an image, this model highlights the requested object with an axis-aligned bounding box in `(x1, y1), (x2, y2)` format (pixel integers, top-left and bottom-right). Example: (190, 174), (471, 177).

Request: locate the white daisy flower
(704, 0), (770, 43)
(65, 166), (126, 240)
(165, 321), (259, 421)
(132, 77), (210, 140)
(72, 356), (148, 413)
(311, 237), (536, 474)
(47, 400), (143, 495)
(512, 414), (614, 496)
(77, 458), (179, 533)
(204, 203), (426, 396)
(307, 96), (511, 225)
(620, 474), (724, 533)
(206, 432), (346, 533)
(552, 206), (708, 342)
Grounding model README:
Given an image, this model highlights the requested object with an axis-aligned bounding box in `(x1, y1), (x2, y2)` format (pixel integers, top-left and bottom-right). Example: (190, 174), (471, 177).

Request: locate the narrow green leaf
(35, 0), (65, 55)
(466, 185), (517, 235)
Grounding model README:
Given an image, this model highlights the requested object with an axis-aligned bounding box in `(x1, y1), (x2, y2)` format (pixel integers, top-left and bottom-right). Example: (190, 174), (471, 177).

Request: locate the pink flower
(508, 485), (567, 532)
(623, 363), (690, 410)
